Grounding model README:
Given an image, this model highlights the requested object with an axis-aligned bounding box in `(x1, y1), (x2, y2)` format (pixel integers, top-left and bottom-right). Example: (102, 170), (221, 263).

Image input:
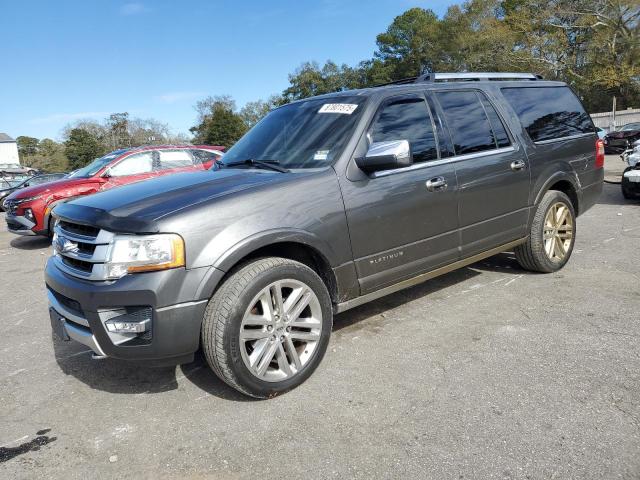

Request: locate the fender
(44, 195), (93, 233)
(213, 228), (340, 273)
(532, 170), (582, 210)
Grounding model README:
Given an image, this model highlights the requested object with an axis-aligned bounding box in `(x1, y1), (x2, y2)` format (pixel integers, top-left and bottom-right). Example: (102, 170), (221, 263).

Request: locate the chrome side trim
(371, 146), (516, 178)
(335, 238), (527, 313)
(64, 321), (106, 357)
(534, 132), (595, 145)
(47, 290), (90, 327)
(156, 300), (208, 312)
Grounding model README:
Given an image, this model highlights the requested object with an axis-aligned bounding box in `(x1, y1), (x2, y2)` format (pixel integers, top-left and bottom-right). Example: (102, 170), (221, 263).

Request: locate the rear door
(432, 89), (530, 258)
(340, 93), (459, 294)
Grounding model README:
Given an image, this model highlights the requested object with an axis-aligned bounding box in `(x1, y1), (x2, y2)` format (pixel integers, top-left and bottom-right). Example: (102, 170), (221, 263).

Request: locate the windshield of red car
(67, 150), (128, 178)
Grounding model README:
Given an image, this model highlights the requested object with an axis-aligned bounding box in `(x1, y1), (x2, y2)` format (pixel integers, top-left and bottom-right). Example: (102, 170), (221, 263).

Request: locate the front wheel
(515, 190), (576, 273)
(201, 257), (333, 398)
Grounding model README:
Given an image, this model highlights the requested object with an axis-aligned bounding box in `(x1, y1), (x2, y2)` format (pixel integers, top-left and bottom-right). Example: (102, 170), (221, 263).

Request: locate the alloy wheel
(239, 279), (323, 382)
(543, 202), (574, 262)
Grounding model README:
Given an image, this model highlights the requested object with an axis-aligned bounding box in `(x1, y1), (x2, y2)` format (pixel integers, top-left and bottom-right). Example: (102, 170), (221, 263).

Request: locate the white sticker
(314, 150), (329, 161)
(318, 103), (358, 114)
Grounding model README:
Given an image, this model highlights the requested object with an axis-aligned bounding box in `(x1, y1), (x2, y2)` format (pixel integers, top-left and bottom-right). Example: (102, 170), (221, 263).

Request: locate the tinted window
(502, 86), (595, 142)
(369, 97), (437, 163)
(436, 91), (496, 155)
(480, 95), (511, 148)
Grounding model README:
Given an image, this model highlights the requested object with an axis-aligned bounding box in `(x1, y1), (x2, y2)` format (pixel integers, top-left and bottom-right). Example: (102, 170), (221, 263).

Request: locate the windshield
(68, 150), (128, 178)
(621, 123), (640, 131)
(0, 179), (19, 190)
(221, 96), (367, 169)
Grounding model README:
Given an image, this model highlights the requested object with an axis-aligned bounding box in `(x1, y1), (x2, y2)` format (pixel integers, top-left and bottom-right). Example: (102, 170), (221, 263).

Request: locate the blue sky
(0, 0), (455, 141)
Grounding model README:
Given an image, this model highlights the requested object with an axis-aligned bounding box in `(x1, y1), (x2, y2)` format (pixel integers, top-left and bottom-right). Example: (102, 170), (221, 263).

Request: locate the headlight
(15, 195), (42, 204)
(105, 234), (185, 279)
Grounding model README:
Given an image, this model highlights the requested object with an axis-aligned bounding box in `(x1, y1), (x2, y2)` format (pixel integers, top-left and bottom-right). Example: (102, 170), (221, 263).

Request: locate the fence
(590, 108), (640, 131)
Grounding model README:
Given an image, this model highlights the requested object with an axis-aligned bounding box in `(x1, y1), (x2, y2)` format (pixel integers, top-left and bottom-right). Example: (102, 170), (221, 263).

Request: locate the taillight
(595, 138), (605, 169)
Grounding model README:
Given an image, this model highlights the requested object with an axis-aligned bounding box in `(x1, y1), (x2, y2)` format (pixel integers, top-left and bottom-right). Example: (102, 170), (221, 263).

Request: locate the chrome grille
(3, 199), (18, 215)
(52, 220), (115, 280)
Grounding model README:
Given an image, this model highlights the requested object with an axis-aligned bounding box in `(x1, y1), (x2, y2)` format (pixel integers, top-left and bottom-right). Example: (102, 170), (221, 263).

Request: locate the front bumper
(5, 213), (37, 235)
(623, 169), (640, 195)
(44, 257), (223, 364)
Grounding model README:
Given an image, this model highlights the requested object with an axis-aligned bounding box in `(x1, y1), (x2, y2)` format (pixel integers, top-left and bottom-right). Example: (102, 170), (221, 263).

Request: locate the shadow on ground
(10, 236), (50, 250)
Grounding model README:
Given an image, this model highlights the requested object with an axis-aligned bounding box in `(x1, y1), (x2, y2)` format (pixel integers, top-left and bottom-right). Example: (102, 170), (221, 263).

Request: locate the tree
(64, 128), (106, 170)
(374, 8), (448, 79)
(106, 112), (131, 149)
(282, 61), (367, 102)
(239, 95), (282, 128)
(191, 96), (248, 147)
(24, 139), (69, 172)
(16, 136), (39, 159)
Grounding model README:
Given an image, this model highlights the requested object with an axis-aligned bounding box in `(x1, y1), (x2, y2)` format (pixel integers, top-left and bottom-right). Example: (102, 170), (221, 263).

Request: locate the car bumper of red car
(5, 213), (38, 235)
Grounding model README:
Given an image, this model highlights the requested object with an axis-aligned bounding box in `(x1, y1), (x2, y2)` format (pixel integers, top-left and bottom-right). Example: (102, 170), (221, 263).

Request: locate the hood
(53, 169), (293, 233)
(6, 177), (94, 201)
(607, 130), (640, 139)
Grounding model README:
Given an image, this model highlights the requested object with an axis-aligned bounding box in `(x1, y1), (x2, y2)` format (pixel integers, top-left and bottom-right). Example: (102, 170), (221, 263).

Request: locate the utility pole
(612, 96), (617, 131)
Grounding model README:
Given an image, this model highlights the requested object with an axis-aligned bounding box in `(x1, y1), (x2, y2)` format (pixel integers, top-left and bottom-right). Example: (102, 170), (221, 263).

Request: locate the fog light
(105, 317), (150, 333)
(24, 208), (35, 222)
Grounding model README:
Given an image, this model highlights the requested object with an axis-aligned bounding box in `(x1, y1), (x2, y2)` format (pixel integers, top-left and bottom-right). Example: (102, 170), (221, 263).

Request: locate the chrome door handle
(510, 160), (526, 171)
(426, 177), (447, 192)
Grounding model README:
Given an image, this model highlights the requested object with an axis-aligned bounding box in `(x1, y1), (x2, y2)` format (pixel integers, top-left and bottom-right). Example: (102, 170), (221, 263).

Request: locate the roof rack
(419, 72), (541, 82)
(375, 72), (541, 88)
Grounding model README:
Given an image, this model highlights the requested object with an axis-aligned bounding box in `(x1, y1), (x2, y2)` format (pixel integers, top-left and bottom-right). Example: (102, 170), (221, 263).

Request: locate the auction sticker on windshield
(318, 103), (358, 114)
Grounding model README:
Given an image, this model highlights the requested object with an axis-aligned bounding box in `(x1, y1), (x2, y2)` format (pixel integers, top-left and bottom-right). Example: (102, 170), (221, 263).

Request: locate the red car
(3, 145), (223, 237)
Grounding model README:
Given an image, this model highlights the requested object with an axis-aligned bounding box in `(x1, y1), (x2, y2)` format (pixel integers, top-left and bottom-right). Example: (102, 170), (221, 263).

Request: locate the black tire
(621, 167), (638, 199)
(201, 257), (333, 399)
(515, 190), (576, 273)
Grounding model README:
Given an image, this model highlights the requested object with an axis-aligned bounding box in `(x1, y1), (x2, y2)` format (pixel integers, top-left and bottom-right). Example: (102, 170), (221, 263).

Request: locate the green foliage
(64, 128), (107, 170)
(190, 101), (248, 147)
(280, 1), (640, 112)
(239, 95), (283, 128)
(282, 61), (367, 102)
(16, 137), (69, 172)
(16, 136), (39, 159)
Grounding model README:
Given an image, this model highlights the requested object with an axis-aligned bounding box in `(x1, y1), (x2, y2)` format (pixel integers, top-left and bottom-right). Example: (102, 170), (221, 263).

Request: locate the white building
(0, 133), (20, 165)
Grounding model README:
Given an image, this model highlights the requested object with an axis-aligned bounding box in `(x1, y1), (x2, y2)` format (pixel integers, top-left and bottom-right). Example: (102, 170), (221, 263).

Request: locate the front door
(432, 89), (531, 258)
(340, 94), (459, 295)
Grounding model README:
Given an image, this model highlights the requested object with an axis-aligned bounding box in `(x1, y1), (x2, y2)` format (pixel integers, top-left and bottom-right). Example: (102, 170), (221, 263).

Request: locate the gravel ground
(1, 156), (639, 479)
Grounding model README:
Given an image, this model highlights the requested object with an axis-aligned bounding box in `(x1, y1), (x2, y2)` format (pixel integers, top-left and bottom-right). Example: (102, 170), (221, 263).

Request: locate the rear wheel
(201, 257), (332, 398)
(515, 190), (576, 273)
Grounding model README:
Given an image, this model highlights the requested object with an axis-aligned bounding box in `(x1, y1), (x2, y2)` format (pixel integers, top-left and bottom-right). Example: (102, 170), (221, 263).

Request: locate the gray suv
(45, 72), (604, 398)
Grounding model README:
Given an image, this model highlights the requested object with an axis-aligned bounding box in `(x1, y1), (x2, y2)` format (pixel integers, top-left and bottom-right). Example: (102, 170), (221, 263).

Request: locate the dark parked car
(46, 72), (603, 398)
(0, 173), (66, 209)
(604, 122), (640, 153)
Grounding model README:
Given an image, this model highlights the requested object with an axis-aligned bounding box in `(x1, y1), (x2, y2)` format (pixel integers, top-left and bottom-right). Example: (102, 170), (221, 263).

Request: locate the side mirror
(356, 140), (412, 174)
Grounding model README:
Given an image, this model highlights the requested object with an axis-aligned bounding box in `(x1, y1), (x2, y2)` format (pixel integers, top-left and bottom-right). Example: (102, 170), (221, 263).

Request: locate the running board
(335, 238), (527, 314)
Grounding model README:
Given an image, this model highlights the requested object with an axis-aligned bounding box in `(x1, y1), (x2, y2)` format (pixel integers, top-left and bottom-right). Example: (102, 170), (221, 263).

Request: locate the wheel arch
(534, 173), (580, 216)
(205, 231), (341, 305)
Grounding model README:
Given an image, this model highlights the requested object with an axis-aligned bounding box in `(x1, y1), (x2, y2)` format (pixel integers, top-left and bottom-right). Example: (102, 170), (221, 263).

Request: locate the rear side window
(158, 150), (195, 169)
(435, 90), (510, 155)
(369, 96), (438, 163)
(501, 86), (595, 142)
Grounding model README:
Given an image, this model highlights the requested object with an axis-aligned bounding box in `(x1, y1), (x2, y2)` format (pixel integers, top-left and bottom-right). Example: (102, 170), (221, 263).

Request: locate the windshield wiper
(225, 159), (289, 173)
